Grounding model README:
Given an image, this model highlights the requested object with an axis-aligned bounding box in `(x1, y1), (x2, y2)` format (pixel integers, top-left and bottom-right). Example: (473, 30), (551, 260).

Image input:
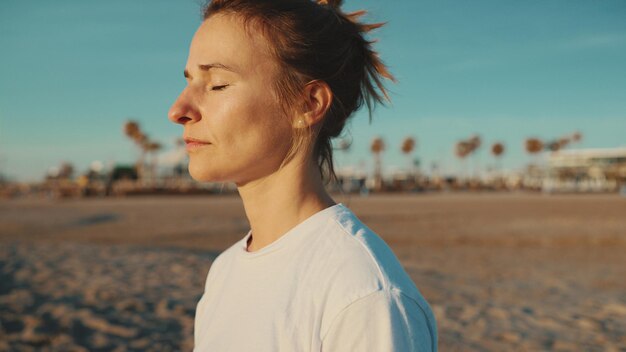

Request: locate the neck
(236, 159), (335, 252)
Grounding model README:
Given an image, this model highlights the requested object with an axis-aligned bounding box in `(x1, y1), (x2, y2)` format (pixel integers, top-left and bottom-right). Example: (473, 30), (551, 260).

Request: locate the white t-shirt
(194, 204), (437, 351)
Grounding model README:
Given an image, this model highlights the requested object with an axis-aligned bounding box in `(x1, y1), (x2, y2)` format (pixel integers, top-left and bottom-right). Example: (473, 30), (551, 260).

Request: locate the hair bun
(316, 0), (343, 9)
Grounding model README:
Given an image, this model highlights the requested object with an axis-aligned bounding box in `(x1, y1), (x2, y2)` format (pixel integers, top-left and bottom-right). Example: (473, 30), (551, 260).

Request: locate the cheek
(216, 90), (290, 147)
(189, 84), (295, 183)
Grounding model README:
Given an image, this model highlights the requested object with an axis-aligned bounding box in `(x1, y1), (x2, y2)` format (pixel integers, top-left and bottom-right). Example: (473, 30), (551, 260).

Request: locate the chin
(187, 154), (283, 185)
(188, 162), (228, 183)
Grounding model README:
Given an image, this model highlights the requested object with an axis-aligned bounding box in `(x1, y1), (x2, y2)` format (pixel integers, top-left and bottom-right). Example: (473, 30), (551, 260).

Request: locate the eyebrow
(184, 63), (238, 79)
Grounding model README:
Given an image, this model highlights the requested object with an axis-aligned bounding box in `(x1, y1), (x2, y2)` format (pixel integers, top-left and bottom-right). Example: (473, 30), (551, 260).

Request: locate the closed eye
(211, 84), (229, 91)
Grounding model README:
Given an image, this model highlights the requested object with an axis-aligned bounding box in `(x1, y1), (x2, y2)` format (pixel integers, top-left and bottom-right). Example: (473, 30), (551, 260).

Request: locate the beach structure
(542, 147), (626, 193)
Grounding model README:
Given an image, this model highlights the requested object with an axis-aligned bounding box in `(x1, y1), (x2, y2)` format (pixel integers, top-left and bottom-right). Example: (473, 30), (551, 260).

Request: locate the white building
(542, 147), (626, 193)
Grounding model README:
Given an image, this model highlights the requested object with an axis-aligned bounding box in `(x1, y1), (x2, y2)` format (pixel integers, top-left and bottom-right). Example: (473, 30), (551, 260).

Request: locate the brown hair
(203, 0), (394, 182)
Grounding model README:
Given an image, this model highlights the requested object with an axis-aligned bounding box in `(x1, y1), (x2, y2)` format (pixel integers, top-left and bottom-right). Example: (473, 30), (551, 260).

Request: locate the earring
(298, 119), (305, 127)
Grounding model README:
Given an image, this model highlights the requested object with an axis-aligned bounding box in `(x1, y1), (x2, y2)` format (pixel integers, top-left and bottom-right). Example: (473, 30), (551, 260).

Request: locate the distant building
(543, 147), (626, 193)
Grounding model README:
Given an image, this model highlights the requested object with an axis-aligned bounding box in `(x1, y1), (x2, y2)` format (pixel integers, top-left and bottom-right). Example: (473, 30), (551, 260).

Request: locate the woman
(168, 0), (437, 350)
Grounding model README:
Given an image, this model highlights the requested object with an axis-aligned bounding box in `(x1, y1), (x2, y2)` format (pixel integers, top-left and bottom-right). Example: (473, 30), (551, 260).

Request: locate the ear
(293, 80), (333, 129)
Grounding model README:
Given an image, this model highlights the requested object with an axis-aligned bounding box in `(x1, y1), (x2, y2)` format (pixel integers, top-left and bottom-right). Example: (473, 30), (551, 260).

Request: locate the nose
(168, 88), (201, 125)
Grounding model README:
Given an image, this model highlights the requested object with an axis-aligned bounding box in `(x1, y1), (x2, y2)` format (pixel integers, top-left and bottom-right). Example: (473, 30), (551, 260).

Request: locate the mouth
(184, 137), (211, 151)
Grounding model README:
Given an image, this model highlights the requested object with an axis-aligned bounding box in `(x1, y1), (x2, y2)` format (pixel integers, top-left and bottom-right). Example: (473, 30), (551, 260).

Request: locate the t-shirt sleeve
(321, 289), (437, 352)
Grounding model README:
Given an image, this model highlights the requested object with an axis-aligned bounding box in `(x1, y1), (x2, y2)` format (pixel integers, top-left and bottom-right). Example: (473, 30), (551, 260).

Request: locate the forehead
(188, 14), (276, 75)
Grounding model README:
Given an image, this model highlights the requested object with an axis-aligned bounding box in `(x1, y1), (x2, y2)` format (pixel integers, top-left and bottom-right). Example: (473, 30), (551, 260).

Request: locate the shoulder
(314, 205), (432, 337)
(309, 205), (387, 297)
(321, 288), (438, 351)
(322, 205), (422, 295)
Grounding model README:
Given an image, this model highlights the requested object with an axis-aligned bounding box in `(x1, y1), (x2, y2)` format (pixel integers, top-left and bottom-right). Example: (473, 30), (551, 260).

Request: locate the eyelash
(211, 84), (229, 91)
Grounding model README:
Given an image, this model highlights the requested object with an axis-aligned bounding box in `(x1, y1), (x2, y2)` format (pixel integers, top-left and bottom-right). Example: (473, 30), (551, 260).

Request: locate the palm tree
(525, 137), (544, 169)
(145, 141), (162, 184)
(546, 140), (562, 152)
(468, 134), (481, 152)
(525, 138), (543, 154)
(123, 121), (140, 140)
(455, 141), (471, 159)
(370, 137), (385, 191)
(491, 142), (505, 176)
(136, 133), (150, 181)
(123, 120), (163, 184)
(468, 134), (482, 179)
(455, 140), (472, 180)
(491, 142), (504, 157)
(558, 137), (571, 150)
(58, 162), (75, 180)
(558, 131), (583, 150)
(401, 137), (416, 177)
(123, 120), (146, 180)
(173, 137), (187, 181)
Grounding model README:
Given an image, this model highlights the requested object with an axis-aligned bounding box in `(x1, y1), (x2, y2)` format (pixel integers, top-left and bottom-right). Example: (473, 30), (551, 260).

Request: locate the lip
(183, 137), (211, 151)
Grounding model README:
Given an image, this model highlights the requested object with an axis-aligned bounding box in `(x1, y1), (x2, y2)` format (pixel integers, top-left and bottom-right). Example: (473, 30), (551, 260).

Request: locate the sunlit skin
(168, 14), (335, 251)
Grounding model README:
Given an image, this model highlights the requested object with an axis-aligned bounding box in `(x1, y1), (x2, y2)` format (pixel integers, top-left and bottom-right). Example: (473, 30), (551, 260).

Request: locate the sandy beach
(1, 193), (625, 351)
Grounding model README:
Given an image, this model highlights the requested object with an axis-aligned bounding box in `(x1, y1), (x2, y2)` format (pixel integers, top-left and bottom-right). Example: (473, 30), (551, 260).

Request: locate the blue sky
(1, 0), (625, 181)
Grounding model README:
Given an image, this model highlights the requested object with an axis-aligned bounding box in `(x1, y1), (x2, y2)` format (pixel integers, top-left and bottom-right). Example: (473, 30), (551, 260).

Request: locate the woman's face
(168, 14), (295, 185)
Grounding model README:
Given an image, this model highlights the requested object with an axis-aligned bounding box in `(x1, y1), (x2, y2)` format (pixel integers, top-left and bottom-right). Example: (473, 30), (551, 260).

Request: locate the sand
(1, 193), (625, 351)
